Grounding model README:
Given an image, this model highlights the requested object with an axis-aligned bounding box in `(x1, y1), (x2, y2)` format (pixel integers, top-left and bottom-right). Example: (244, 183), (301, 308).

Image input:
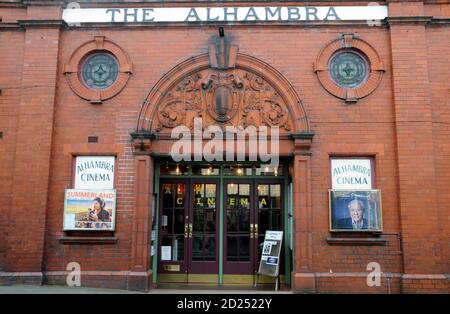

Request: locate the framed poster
(329, 189), (382, 232)
(63, 189), (116, 231)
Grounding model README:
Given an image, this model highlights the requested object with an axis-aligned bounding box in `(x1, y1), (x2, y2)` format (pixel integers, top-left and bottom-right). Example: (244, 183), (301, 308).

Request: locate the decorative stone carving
(155, 74), (203, 132)
(153, 68), (293, 133)
(202, 72), (243, 123)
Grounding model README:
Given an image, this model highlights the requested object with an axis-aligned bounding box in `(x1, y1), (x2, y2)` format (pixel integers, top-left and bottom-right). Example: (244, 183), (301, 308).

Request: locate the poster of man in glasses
(329, 190), (382, 232)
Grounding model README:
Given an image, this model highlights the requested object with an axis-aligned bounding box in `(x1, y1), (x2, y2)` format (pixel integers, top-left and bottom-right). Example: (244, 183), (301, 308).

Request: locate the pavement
(0, 284), (293, 294)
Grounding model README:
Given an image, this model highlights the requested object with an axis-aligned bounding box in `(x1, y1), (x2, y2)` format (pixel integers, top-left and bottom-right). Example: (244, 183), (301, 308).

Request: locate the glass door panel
(158, 182), (188, 277)
(188, 181), (219, 274)
(256, 183), (283, 269)
(224, 182), (254, 274)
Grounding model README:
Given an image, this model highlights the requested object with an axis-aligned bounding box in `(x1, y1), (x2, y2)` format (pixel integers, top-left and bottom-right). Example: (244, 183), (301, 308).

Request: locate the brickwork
(3, 3), (62, 275)
(0, 30), (25, 271)
(427, 25), (450, 286)
(389, 1), (447, 292)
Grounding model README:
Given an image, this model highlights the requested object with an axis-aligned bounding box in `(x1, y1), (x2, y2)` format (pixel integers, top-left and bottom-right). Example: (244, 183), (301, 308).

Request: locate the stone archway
(133, 37), (312, 144)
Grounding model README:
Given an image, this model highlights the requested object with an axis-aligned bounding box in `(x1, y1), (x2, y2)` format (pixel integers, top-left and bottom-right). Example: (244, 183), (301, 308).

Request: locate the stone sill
(326, 237), (387, 245)
(59, 236), (118, 244)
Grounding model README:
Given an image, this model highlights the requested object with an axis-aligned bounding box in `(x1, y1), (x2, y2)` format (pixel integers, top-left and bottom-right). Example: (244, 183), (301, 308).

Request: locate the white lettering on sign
(331, 159), (372, 190)
(62, 6), (388, 24)
(75, 156), (115, 189)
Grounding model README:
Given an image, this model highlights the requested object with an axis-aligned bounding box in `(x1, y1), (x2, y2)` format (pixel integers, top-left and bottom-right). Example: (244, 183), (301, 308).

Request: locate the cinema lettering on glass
(74, 156), (115, 190)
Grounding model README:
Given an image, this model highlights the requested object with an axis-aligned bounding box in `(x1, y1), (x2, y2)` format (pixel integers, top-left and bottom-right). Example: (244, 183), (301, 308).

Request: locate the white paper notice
(161, 246), (171, 261)
(266, 231), (283, 241)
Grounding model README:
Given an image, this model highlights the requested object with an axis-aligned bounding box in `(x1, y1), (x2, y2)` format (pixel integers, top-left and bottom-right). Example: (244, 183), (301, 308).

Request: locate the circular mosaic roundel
(329, 51), (369, 88)
(80, 53), (119, 89)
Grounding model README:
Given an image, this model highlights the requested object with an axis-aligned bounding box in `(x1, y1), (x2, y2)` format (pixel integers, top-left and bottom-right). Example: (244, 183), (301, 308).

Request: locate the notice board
(257, 230), (283, 277)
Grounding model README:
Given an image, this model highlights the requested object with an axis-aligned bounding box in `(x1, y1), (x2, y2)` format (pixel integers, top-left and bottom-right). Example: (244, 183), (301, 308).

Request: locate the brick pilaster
(388, 1), (446, 292)
(6, 5), (62, 279)
(128, 155), (153, 291)
(291, 135), (315, 293)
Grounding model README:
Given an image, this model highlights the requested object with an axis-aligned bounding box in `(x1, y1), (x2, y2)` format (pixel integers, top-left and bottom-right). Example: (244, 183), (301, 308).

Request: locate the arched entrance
(131, 35), (314, 287)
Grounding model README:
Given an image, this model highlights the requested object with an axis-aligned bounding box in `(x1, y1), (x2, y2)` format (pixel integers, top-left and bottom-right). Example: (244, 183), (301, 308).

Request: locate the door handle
(254, 224), (258, 238)
(250, 224), (254, 238)
(184, 223), (188, 238)
(188, 223), (193, 238)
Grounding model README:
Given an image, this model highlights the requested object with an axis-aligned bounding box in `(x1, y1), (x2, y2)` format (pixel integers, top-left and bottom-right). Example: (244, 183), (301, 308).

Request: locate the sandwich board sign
(257, 230), (283, 285)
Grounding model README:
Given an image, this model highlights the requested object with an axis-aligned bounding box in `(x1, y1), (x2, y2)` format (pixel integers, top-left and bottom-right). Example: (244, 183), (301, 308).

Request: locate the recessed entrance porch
(152, 161), (293, 288)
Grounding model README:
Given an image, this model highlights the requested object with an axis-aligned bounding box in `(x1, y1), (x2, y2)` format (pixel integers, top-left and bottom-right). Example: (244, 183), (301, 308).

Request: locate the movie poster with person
(329, 189), (382, 232)
(63, 189), (116, 231)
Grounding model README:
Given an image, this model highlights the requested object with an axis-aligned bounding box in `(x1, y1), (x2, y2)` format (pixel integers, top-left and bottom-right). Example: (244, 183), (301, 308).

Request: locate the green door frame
(152, 164), (160, 284)
(151, 159), (292, 286)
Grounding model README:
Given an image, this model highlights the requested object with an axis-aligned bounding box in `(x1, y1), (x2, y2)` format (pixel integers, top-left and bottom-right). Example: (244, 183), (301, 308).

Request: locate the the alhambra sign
(62, 6), (388, 24)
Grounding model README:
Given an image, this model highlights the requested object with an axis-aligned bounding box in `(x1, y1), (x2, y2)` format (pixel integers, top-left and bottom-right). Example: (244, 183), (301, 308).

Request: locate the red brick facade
(0, 0), (448, 293)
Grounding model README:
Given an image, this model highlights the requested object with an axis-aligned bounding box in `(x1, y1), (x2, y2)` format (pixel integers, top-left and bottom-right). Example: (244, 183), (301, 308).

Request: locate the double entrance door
(157, 178), (283, 283)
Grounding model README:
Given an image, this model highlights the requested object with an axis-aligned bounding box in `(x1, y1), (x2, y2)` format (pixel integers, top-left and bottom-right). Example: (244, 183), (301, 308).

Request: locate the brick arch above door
(136, 53), (311, 135)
